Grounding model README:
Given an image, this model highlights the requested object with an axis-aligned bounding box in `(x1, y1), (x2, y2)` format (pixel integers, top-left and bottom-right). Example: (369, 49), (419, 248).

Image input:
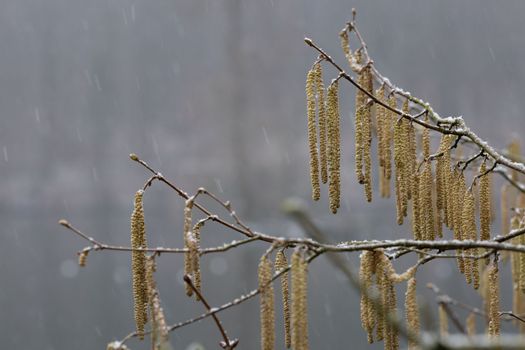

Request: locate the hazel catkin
(131, 190), (148, 339)
(275, 251), (291, 348)
(306, 68), (320, 201)
(291, 250), (309, 350)
(405, 277), (419, 350)
(327, 80), (341, 213)
(259, 256), (275, 350)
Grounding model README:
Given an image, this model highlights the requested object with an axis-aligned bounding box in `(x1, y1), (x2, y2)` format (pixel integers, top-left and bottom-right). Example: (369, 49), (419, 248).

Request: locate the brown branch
(183, 275), (239, 349)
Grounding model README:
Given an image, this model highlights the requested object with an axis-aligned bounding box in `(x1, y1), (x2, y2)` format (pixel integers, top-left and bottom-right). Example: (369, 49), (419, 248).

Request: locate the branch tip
(129, 153), (139, 161)
(58, 219), (70, 227)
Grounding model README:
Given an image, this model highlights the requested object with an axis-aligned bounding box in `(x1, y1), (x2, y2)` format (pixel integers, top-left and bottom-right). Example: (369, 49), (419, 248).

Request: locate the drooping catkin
(191, 222), (202, 299)
(78, 250), (88, 267)
(394, 118), (408, 225)
(259, 256), (275, 350)
(183, 199), (194, 297)
(306, 68), (320, 201)
(146, 257), (169, 349)
(420, 161), (435, 241)
(466, 312), (476, 336)
(339, 29), (353, 65)
(405, 277), (419, 350)
(453, 170), (466, 274)
(438, 303), (448, 337)
(291, 250), (308, 350)
(131, 190), (148, 338)
(385, 96), (396, 182)
(461, 189), (477, 285)
(355, 68), (366, 185)
(406, 123), (417, 202)
(327, 81), (341, 213)
(487, 260), (500, 337)
(275, 251), (291, 348)
(411, 172), (421, 241)
(315, 63), (328, 185)
(519, 219), (525, 293)
(376, 85), (386, 169)
(359, 250), (376, 343)
(479, 163), (492, 242)
(435, 135), (447, 224)
(362, 66), (373, 202)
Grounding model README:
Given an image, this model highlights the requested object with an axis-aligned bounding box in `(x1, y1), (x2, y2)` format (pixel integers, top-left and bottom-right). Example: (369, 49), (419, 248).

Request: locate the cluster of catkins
(304, 24), (524, 347)
(359, 250), (417, 349)
(258, 249), (308, 350)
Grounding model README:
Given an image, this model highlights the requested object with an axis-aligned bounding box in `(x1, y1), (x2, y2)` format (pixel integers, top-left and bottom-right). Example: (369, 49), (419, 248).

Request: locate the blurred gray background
(2, 0), (525, 349)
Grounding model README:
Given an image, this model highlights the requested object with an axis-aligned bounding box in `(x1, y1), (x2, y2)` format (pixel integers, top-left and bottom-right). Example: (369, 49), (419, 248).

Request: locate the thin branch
(183, 275), (239, 349)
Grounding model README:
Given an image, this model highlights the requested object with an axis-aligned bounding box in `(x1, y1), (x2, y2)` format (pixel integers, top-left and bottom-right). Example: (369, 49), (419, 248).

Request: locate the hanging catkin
(327, 81), (341, 213)
(461, 189), (477, 286)
(420, 161), (435, 241)
(376, 85), (386, 169)
(339, 29), (353, 65)
(487, 260), (500, 337)
(406, 123), (417, 202)
(385, 96), (396, 183)
(394, 117), (407, 225)
(405, 277), (419, 350)
(291, 250), (308, 350)
(131, 190), (148, 339)
(78, 250), (88, 267)
(359, 250), (376, 343)
(362, 66), (373, 202)
(259, 256), (275, 350)
(354, 68), (366, 185)
(466, 312), (476, 336)
(275, 251), (291, 348)
(438, 303), (448, 337)
(190, 222), (203, 299)
(183, 199), (195, 297)
(315, 63), (328, 185)
(411, 172), (421, 241)
(146, 256), (169, 348)
(306, 68), (320, 201)
(453, 170), (465, 274)
(479, 162), (492, 241)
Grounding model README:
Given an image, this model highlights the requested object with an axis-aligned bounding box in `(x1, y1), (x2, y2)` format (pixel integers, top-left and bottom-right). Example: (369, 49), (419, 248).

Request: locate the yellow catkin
(339, 29), (353, 65)
(400, 101), (410, 213)
(363, 66), (373, 203)
(146, 257), (169, 348)
(444, 148), (455, 229)
(438, 303), (448, 337)
(405, 277), (419, 350)
(131, 190), (148, 339)
(509, 139), (521, 181)
(183, 199), (194, 297)
(466, 312), (476, 336)
(291, 251), (308, 350)
(385, 96), (396, 183)
(359, 250), (376, 343)
(411, 172), (421, 240)
(275, 251), (291, 348)
(394, 118), (407, 225)
(487, 261), (500, 337)
(385, 274), (399, 350)
(461, 189), (477, 285)
(453, 171), (466, 274)
(376, 86), (386, 169)
(306, 68), (320, 201)
(354, 69), (366, 184)
(406, 123), (416, 202)
(435, 136), (447, 226)
(315, 63), (328, 185)
(259, 256), (275, 350)
(327, 81), (341, 213)
(420, 161), (435, 241)
(78, 250), (88, 267)
(479, 162), (492, 241)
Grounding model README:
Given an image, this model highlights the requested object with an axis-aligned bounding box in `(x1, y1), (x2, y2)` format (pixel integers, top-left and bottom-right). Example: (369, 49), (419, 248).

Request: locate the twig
(183, 275), (239, 349)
